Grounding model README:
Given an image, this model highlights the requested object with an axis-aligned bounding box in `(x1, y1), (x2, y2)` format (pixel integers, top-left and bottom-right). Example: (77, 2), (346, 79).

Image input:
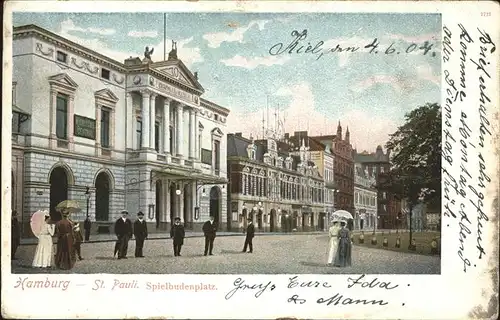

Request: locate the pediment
(48, 73), (78, 91)
(154, 60), (204, 92)
(95, 88), (119, 103)
(211, 127), (224, 138)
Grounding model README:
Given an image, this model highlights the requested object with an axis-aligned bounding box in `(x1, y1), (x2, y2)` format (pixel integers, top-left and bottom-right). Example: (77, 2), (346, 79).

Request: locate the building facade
(353, 163), (378, 231)
(353, 146), (401, 229)
(312, 123), (355, 224)
(12, 24), (229, 236)
(285, 131), (336, 230)
(227, 133), (325, 232)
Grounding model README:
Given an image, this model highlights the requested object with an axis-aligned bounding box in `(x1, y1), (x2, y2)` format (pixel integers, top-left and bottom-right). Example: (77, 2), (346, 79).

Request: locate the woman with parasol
(54, 200), (80, 270)
(31, 210), (55, 268)
(333, 220), (353, 268)
(326, 219), (341, 266)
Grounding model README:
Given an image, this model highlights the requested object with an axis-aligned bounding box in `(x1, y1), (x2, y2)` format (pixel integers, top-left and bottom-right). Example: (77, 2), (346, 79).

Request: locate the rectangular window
(56, 51), (67, 63)
(201, 149), (212, 165)
(100, 108), (111, 148)
(136, 120), (142, 149)
(101, 68), (110, 80)
(154, 122), (160, 152)
(213, 140), (220, 175)
(56, 94), (68, 139)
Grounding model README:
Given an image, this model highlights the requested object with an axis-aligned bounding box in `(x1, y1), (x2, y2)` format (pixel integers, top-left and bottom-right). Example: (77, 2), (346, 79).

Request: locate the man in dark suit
(170, 217), (185, 256)
(133, 211), (148, 258)
(83, 217), (91, 241)
(202, 216), (217, 256)
(242, 218), (255, 253)
(11, 211), (21, 260)
(114, 210), (133, 259)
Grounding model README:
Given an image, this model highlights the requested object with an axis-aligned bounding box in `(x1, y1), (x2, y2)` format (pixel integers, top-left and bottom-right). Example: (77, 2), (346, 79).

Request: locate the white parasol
(332, 209), (354, 220)
(30, 210), (50, 238)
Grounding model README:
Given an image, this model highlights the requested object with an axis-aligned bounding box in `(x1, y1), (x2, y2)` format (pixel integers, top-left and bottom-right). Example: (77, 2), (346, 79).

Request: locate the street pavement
(12, 234), (440, 274)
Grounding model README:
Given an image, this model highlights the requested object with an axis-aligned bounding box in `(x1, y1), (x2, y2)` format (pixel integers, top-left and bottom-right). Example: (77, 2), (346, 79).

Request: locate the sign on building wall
(201, 148), (212, 165)
(74, 115), (96, 140)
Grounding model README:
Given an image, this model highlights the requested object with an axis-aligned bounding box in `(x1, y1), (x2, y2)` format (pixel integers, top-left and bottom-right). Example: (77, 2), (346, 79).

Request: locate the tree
(380, 103), (441, 248)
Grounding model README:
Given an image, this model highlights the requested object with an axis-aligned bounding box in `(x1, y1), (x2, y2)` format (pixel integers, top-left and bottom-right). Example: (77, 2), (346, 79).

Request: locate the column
(176, 103), (184, 157)
(126, 92), (133, 149)
(189, 109), (195, 159)
(191, 183), (197, 222)
(49, 90), (57, 139)
(95, 102), (101, 156)
(194, 110), (199, 160)
(150, 94), (157, 150)
(68, 96), (75, 151)
(141, 90), (150, 149)
(163, 98), (171, 154)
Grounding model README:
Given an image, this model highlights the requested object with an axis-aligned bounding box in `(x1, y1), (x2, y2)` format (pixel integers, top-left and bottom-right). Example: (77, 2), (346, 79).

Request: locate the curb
(19, 231), (326, 246)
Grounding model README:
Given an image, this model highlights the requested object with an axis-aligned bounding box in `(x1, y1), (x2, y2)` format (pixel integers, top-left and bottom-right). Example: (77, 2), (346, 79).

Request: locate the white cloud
(227, 82), (396, 151)
(385, 32), (440, 44)
(60, 19), (116, 36)
(220, 54), (291, 69)
(322, 35), (373, 67)
(416, 64), (440, 86)
(58, 19), (203, 67)
(203, 20), (270, 49)
(128, 30), (158, 38)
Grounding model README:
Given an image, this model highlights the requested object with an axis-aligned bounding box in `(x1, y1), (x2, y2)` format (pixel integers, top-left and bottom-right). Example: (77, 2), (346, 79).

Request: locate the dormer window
(251, 149), (256, 160)
(56, 51), (67, 63)
(101, 68), (110, 80)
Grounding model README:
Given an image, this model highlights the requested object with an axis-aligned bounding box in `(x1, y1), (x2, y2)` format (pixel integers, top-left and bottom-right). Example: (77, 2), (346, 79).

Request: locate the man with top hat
(133, 211), (148, 258)
(170, 217), (185, 256)
(114, 210), (133, 259)
(242, 218), (255, 253)
(202, 216), (217, 256)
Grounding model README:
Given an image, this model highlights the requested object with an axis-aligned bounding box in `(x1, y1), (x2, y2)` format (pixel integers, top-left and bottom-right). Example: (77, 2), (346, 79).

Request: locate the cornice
(200, 98), (231, 117)
(14, 26), (127, 73)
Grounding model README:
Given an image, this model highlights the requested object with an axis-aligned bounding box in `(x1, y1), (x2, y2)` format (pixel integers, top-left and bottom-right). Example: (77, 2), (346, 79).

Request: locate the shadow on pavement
(95, 256), (117, 260)
(300, 261), (330, 268)
(221, 249), (245, 254)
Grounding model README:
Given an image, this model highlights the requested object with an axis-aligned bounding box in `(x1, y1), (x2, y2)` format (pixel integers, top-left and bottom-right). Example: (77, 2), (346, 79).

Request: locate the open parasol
(55, 200), (82, 214)
(332, 209), (354, 220)
(30, 210), (50, 238)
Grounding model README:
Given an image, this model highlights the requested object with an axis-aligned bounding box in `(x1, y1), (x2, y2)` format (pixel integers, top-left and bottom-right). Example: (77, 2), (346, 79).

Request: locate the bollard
(371, 232), (377, 245)
(359, 231), (365, 244)
(395, 235), (401, 248)
(408, 238), (417, 251)
(383, 237), (388, 247)
(430, 238), (438, 254)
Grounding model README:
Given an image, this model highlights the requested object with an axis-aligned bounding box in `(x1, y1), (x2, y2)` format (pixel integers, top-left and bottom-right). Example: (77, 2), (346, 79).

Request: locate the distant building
(227, 133), (325, 232)
(285, 131), (336, 230)
(312, 122), (355, 225)
(353, 163), (378, 231)
(12, 24), (229, 236)
(353, 146), (402, 229)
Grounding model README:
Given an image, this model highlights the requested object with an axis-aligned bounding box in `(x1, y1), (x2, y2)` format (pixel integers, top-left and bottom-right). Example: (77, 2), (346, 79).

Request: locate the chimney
(235, 132), (242, 137)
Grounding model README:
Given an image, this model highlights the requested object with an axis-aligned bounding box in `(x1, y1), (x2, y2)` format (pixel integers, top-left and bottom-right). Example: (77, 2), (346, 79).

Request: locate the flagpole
(163, 13), (167, 60)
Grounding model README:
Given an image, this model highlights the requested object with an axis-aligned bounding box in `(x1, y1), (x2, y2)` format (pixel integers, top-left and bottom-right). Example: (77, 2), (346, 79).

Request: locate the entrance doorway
(209, 186), (221, 228)
(49, 167), (69, 221)
(95, 172), (111, 221)
(270, 209), (276, 232)
(257, 209), (263, 230)
(155, 181), (162, 228)
(170, 185), (176, 225)
(318, 212), (325, 230)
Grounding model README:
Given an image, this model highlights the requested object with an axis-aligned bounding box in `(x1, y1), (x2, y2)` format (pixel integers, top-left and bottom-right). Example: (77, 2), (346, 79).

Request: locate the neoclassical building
(353, 163), (378, 231)
(12, 24), (229, 236)
(227, 133), (325, 232)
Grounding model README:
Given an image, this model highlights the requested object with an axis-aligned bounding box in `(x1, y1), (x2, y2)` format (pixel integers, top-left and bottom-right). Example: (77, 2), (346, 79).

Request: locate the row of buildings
(10, 24), (404, 237)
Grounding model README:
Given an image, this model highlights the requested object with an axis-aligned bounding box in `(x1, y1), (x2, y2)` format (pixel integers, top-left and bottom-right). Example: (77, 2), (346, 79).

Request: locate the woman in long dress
(334, 221), (352, 267)
(327, 220), (341, 265)
(54, 211), (76, 270)
(32, 214), (55, 268)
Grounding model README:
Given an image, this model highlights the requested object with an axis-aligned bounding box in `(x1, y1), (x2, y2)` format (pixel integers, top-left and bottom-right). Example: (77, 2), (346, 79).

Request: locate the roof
(353, 150), (390, 163)
(227, 134), (265, 160)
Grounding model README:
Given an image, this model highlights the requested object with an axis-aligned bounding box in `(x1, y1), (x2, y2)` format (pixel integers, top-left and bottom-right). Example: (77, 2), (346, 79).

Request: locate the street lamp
(85, 187), (91, 219)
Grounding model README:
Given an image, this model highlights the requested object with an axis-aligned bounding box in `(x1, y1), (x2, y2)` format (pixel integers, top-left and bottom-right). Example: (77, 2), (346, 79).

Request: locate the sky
(13, 12), (441, 152)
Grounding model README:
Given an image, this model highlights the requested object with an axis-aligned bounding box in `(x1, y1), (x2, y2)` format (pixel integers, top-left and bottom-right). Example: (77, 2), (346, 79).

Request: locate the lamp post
(83, 186), (91, 241)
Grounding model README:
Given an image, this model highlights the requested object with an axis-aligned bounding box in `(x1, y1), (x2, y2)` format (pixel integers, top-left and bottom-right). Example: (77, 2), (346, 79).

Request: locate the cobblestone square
(12, 234), (440, 274)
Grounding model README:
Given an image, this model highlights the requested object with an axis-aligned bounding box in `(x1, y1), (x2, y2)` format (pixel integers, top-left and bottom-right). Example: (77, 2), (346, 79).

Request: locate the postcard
(1, 1), (499, 319)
